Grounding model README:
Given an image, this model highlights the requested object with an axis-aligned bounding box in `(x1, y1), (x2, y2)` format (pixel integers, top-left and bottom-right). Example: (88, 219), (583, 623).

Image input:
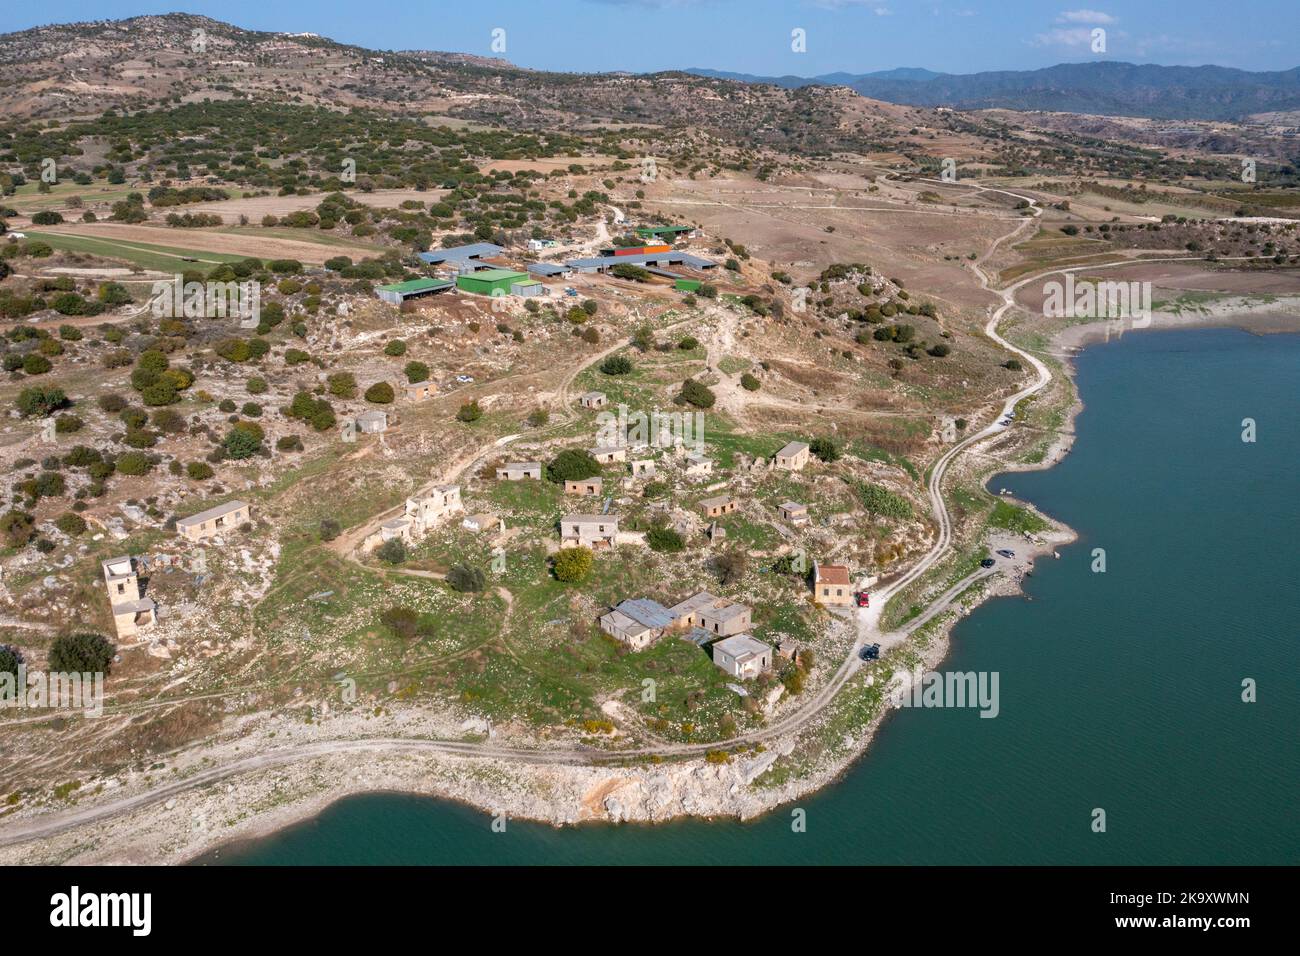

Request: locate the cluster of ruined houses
(598, 590), (791, 680)
(596, 560), (855, 681)
(103, 499), (252, 639)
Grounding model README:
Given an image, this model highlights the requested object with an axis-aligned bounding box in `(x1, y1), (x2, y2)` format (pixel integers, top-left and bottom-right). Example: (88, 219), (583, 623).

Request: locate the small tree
(600, 355), (633, 376)
(546, 449), (600, 483)
(809, 437), (840, 463)
(364, 382), (395, 404)
(375, 538), (406, 565)
(677, 378), (715, 409)
(715, 550), (748, 586)
(16, 386), (69, 417)
(49, 632), (115, 674)
(223, 423), (263, 459)
(447, 564), (487, 593)
(553, 546), (593, 583)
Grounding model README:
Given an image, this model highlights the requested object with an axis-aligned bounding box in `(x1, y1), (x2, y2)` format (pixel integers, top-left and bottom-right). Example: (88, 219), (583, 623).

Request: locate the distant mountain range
(684, 62), (1300, 121)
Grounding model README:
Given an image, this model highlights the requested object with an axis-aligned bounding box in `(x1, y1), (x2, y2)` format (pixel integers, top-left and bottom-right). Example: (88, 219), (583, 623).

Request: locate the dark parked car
(980, 558), (996, 568)
(860, 643), (881, 661)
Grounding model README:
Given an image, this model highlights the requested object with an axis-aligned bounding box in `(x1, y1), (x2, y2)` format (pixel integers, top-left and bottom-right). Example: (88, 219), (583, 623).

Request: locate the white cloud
(1057, 9), (1116, 25)
(1030, 27), (1096, 48)
(807, 1), (893, 11)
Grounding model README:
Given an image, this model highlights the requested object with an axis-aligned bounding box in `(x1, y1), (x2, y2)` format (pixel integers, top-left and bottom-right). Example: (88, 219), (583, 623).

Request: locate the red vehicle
(855, 592), (870, 608)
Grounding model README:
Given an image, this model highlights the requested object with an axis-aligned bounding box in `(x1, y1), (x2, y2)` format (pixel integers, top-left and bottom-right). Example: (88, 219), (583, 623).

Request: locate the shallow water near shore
(205, 327), (1300, 865)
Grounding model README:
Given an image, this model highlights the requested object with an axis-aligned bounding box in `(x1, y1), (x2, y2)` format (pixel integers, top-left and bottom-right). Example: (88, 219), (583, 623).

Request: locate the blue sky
(3, 1), (1297, 75)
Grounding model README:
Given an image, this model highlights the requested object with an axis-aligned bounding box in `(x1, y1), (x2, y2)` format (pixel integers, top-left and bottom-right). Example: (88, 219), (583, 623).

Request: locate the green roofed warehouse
(455, 269), (539, 297)
(375, 277), (453, 305)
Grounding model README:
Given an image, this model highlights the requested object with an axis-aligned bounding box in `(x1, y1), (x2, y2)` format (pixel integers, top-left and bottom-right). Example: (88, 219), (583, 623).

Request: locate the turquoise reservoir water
(210, 328), (1299, 865)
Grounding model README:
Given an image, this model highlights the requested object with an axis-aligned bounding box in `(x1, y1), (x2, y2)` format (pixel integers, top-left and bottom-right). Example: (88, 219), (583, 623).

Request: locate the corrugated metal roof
(615, 598), (675, 630)
(526, 262), (569, 276)
(377, 278), (452, 293)
(565, 252), (716, 270)
(417, 243), (504, 264)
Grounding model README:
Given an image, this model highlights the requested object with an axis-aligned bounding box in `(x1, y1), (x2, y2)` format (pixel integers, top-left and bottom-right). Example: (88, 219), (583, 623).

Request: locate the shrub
(404, 361), (429, 384)
(287, 391), (335, 431)
(646, 527), (685, 552)
(115, 451), (152, 476)
(97, 282), (133, 306)
(327, 372), (357, 398)
(122, 427), (156, 449)
(22, 354), (53, 375)
(0, 644), (22, 678)
(16, 386), (69, 417)
(446, 564), (487, 593)
(856, 482), (913, 520)
(365, 382), (395, 404)
(809, 437), (840, 463)
(600, 355), (632, 375)
(740, 373), (760, 391)
(384, 339), (407, 357)
(103, 349), (133, 369)
(375, 538), (406, 565)
(48, 632), (115, 674)
(186, 461), (214, 480)
(677, 378), (715, 408)
(319, 518), (341, 541)
(379, 606), (420, 640)
(63, 445), (101, 468)
(553, 546), (593, 583)
(215, 338), (252, 363)
(0, 510), (35, 547)
(55, 513), (87, 536)
(456, 400), (482, 422)
(246, 376), (268, 394)
(223, 422), (263, 459)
